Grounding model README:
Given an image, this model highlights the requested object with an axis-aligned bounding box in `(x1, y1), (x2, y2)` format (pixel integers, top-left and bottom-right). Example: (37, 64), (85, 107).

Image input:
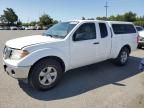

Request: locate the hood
(6, 35), (61, 49)
(139, 31), (144, 38)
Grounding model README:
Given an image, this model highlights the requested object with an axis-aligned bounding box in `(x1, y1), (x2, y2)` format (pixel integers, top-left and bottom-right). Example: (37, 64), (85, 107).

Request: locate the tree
(134, 21), (144, 27)
(22, 23), (29, 27)
(96, 11), (138, 22)
(3, 8), (18, 26)
(123, 11), (136, 22)
(96, 16), (107, 20)
(52, 20), (58, 24)
(39, 14), (53, 27)
(29, 21), (37, 26)
(116, 15), (125, 21)
(87, 18), (95, 20)
(109, 15), (117, 21)
(82, 17), (86, 20)
(17, 20), (22, 26)
(0, 15), (7, 25)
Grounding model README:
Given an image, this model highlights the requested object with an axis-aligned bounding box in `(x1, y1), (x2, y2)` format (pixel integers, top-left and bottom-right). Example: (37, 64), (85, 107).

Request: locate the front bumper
(138, 41), (144, 46)
(3, 62), (30, 79)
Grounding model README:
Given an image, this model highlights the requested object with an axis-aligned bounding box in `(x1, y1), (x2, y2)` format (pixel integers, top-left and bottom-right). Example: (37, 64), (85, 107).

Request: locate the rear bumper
(3, 62), (30, 79)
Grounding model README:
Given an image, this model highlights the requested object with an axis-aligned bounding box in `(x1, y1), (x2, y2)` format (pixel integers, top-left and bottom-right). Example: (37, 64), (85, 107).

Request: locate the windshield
(43, 21), (78, 38)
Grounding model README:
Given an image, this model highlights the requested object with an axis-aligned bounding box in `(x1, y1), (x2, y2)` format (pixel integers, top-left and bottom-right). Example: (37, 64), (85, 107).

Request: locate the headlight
(10, 50), (29, 60)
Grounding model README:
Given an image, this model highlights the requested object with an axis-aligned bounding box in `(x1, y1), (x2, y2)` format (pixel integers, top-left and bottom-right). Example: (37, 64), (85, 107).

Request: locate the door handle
(93, 42), (99, 45)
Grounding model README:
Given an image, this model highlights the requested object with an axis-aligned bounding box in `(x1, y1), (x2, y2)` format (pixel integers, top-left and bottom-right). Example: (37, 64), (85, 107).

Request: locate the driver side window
(73, 23), (96, 41)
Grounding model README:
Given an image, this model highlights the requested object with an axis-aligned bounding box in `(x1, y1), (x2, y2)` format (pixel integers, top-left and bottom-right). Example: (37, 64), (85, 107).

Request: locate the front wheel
(29, 58), (63, 91)
(114, 47), (129, 66)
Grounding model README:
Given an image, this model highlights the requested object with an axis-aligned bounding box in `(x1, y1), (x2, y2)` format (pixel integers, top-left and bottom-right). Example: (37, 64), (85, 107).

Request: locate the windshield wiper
(44, 33), (53, 37)
(43, 33), (64, 39)
(51, 35), (64, 39)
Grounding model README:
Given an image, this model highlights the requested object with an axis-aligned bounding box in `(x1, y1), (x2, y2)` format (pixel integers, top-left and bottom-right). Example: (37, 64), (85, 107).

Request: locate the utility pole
(104, 0), (109, 19)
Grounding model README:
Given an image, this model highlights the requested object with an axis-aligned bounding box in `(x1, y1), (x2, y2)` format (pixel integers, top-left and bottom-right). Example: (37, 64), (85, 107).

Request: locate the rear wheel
(29, 58), (63, 91)
(114, 47), (129, 66)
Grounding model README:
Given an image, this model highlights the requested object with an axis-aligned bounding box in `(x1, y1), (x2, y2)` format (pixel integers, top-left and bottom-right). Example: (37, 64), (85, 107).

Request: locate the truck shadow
(19, 56), (142, 101)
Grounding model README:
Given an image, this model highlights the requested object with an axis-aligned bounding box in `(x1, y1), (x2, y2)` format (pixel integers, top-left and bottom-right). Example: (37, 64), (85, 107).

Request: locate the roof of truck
(72, 20), (133, 24)
(107, 21), (133, 24)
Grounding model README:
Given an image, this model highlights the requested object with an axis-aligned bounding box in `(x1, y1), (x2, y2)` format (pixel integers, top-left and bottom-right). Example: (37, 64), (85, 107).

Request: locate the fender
(17, 48), (69, 70)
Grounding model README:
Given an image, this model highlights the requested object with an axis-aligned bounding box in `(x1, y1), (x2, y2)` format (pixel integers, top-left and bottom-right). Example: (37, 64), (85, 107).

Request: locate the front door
(70, 22), (100, 68)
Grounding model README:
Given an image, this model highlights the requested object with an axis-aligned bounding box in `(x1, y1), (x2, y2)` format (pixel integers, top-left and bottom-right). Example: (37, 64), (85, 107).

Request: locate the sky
(0, 0), (144, 22)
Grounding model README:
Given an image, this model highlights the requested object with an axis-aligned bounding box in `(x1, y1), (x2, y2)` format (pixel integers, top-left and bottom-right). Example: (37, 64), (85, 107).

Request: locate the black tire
(114, 47), (129, 66)
(29, 58), (63, 91)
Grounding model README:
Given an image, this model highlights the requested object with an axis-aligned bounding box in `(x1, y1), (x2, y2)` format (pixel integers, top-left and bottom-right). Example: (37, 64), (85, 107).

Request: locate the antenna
(104, 0), (109, 19)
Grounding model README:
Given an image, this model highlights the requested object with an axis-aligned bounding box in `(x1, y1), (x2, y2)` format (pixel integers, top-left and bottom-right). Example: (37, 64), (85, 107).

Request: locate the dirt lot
(0, 30), (144, 108)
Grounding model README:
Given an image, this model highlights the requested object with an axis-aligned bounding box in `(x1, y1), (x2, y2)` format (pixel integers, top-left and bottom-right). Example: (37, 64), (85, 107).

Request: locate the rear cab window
(112, 24), (136, 34)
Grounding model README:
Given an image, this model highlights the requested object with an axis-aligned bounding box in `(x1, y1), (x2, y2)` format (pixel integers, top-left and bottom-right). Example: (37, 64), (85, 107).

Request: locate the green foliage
(96, 11), (144, 26)
(17, 20), (22, 26)
(3, 8), (18, 25)
(87, 18), (95, 20)
(134, 21), (144, 26)
(97, 12), (137, 22)
(96, 16), (107, 20)
(124, 11), (136, 22)
(22, 23), (29, 27)
(53, 20), (58, 24)
(29, 21), (37, 26)
(0, 15), (7, 24)
(82, 17), (86, 20)
(0, 8), (58, 27)
(108, 15), (117, 21)
(39, 14), (53, 27)
(21, 15), (58, 27)
(1, 8), (144, 27)
(82, 17), (95, 20)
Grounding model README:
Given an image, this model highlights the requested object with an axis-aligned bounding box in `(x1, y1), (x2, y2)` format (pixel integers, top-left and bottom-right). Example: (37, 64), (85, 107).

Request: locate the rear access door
(97, 22), (111, 60)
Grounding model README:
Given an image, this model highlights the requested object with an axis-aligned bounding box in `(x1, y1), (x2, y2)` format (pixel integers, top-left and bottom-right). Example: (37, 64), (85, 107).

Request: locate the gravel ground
(0, 30), (144, 108)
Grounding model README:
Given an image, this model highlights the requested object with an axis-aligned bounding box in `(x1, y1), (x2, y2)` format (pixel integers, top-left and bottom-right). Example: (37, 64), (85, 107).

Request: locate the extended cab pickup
(3, 20), (138, 91)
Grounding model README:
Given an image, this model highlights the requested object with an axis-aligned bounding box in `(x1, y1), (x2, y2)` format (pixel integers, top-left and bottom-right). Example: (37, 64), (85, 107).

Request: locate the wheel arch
(28, 56), (66, 79)
(121, 44), (131, 54)
(115, 44), (131, 59)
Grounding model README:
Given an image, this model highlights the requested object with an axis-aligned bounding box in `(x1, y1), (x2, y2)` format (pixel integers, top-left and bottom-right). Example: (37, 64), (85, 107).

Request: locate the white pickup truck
(3, 20), (138, 91)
